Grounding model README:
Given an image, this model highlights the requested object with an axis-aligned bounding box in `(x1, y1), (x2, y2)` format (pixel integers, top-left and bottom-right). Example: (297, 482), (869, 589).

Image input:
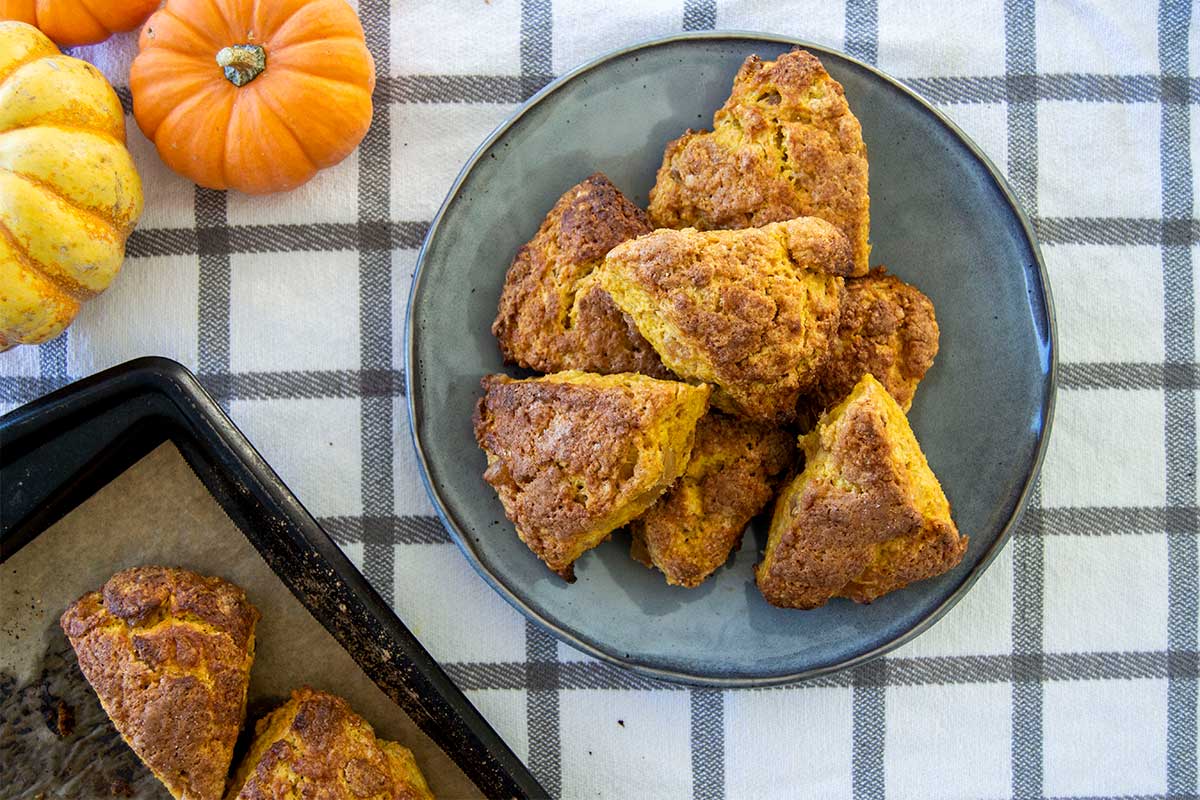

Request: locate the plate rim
(404, 30), (1058, 688)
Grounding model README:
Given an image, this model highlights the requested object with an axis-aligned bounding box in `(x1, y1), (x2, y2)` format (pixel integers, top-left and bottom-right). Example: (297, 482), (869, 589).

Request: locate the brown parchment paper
(0, 442), (481, 799)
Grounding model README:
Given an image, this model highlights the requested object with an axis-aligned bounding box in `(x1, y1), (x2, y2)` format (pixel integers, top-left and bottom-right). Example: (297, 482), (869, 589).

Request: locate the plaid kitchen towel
(1, 1), (1196, 798)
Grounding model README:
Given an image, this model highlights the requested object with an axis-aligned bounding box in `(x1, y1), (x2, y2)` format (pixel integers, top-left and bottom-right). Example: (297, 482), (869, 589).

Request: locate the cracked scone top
(756, 374), (966, 609)
(803, 266), (940, 418)
(631, 412), (793, 588)
(227, 687), (433, 800)
(492, 173), (669, 377)
(597, 217), (852, 423)
(474, 370), (710, 580)
(60, 566), (259, 800)
(648, 48), (871, 276)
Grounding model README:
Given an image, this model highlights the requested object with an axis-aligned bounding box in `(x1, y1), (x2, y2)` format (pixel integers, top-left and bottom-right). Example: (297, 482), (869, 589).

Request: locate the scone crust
(492, 173), (669, 377)
(60, 566), (260, 800)
(227, 687), (433, 800)
(648, 48), (871, 275)
(632, 413), (793, 587)
(756, 375), (966, 609)
(597, 218), (850, 423)
(805, 267), (939, 416)
(474, 370), (711, 579)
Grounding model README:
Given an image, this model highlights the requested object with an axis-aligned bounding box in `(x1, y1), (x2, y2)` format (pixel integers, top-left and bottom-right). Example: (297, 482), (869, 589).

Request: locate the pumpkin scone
(630, 412), (793, 588)
(60, 566), (259, 800)
(474, 370), (711, 580)
(227, 687), (433, 800)
(756, 374), (966, 609)
(801, 267), (939, 419)
(596, 218), (852, 423)
(492, 173), (669, 377)
(648, 48), (871, 276)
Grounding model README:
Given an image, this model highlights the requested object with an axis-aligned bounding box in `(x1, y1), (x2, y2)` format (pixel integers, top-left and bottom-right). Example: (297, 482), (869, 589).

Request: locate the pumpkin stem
(216, 44), (266, 87)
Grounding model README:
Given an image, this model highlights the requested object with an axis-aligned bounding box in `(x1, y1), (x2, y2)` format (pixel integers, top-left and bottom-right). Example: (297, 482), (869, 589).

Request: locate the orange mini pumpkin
(130, 0), (376, 195)
(0, 0), (160, 48)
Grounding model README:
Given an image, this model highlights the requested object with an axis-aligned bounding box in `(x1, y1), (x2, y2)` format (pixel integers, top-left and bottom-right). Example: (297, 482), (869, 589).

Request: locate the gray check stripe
(36, 332), (67, 388)
(436, 651), (1197, 691)
(204, 369), (405, 401)
(309, 507), (1200, 550)
(3, 360), (1194, 405)
(356, 0), (396, 608)
(1158, 2), (1198, 796)
(1003, 5), (1043, 796)
(912, 73), (1173, 104)
(517, 4), (561, 796)
(1035, 216), (1199, 246)
(844, 6), (886, 797)
(1034, 506), (1200, 537)
(526, 622), (561, 798)
(0, 369), (405, 404)
(851, 660), (886, 800)
(195, 187), (232, 407)
(384, 74), (548, 104)
(127, 222), (428, 257)
(123, 215), (1200, 261)
(683, 0), (716, 31)
(115, 73), (1200, 111)
(690, 689), (724, 800)
(320, 515), (449, 546)
(844, 0), (879, 66)
(1059, 362), (1200, 392)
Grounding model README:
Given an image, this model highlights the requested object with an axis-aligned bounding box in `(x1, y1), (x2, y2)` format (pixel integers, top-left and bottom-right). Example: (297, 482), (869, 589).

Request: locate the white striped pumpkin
(0, 20), (142, 350)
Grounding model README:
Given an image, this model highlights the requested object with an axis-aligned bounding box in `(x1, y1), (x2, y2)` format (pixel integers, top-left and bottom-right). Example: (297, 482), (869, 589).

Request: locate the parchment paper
(0, 443), (480, 799)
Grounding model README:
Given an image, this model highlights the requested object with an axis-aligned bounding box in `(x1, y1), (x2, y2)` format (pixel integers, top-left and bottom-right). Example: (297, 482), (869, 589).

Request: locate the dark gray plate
(405, 33), (1055, 687)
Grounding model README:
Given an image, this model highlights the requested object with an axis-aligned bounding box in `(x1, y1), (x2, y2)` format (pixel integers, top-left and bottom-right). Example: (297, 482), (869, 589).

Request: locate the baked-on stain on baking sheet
(0, 442), (482, 799)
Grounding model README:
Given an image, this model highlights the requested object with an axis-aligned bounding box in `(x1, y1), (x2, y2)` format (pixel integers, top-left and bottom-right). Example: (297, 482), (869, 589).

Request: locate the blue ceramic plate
(406, 33), (1055, 686)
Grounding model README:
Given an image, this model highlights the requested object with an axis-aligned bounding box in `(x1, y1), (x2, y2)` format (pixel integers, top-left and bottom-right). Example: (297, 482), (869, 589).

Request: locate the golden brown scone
(630, 412), (793, 587)
(596, 218), (851, 423)
(802, 267), (939, 419)
(492, 173), (670, 377)
(756, 374), (966, 609)
(648, 48), (871, 276)
(226, 687), (433, 800)
(60, 567), (260, 800)
(474, 370), (710, 580)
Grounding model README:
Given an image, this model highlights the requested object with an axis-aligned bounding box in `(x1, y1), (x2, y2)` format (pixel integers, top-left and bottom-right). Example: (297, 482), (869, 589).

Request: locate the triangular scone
(803, 267), (939, 419)
(756, 374), (966, 609)
(596, 218), (851, 423)
(492, 173), (670, 377)
(474, 370), (711, 580)
(648, 48), (871, 275)
(631, 412), (793, 587)
(227, 687), (433, 800)
(60, 567), (259, 800)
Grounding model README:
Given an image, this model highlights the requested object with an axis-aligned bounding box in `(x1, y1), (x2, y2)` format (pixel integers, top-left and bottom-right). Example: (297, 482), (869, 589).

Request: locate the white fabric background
(1, 1), (1196, 798)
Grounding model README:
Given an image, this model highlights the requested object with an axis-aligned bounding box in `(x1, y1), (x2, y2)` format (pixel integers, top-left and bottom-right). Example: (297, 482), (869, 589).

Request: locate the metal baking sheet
(1, 442), (481, 799)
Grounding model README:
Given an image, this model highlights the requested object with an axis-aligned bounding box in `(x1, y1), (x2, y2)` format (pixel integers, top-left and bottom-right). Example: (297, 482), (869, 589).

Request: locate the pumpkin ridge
(3, 155), (130, 234)
(153, 85), (227, 163)
(0, 58), (126, 141)
(248, 0), (287, 42)
(245, 85), (318, 171)
(62, 0), (108, 40)
(0, 48), (51, 91)
(0, 118), (123, 147)
(252, 0), (332, 47)
(156, 6), (227, 54)
(258, 62), (374, 95)
(0, 217), (96, 301)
